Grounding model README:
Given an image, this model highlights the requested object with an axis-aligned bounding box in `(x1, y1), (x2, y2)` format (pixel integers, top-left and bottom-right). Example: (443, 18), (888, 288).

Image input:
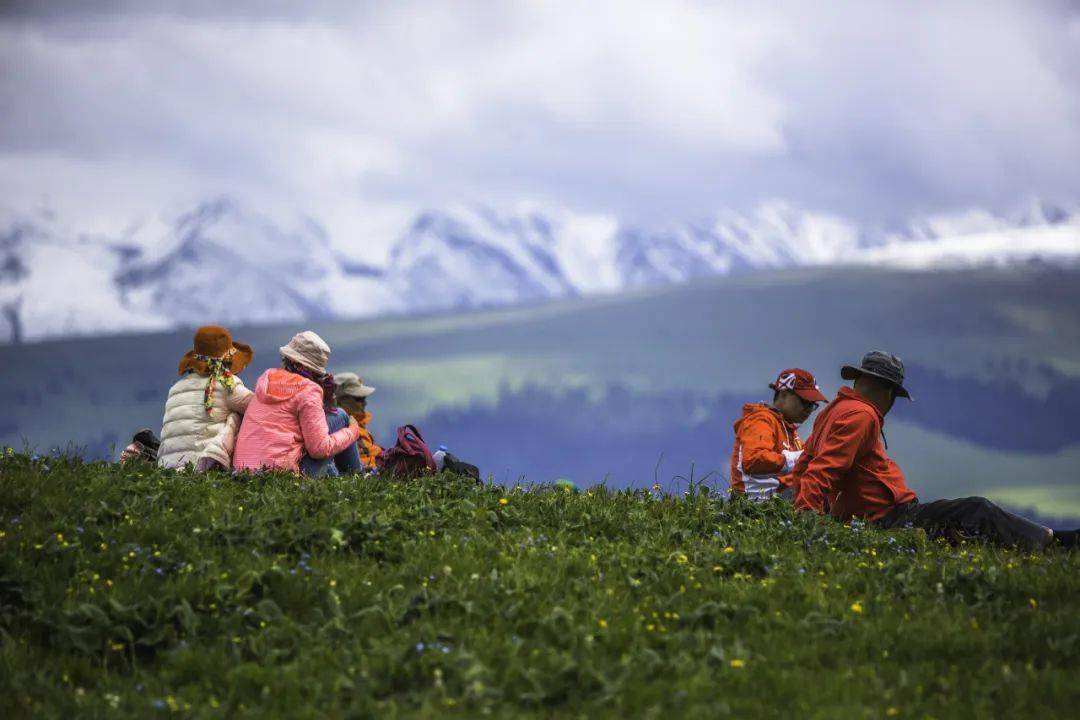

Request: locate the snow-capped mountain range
(2, 197), (1078, 344)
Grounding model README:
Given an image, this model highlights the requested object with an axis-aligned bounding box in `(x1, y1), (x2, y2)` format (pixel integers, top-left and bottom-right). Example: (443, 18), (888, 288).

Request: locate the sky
(1, 0), (1079, 260)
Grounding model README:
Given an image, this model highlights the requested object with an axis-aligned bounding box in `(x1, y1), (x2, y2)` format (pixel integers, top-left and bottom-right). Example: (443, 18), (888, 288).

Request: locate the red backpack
(377, 424), (437, 478)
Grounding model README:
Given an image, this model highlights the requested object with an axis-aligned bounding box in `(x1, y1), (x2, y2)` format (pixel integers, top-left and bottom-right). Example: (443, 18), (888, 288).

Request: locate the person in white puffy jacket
(158, 325), (255, 471)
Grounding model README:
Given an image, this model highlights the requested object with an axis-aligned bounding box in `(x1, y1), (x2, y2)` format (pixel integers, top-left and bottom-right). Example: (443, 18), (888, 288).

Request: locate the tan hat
(279, 331), (331, 374)
(178, 325), (253, 376)
(334, 372), (375, 399)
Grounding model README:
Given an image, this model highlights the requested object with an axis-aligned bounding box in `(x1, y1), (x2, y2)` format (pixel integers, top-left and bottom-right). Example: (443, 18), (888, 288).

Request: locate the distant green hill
(1, 454), (1077, 718)
(1, 265), (1078, 514)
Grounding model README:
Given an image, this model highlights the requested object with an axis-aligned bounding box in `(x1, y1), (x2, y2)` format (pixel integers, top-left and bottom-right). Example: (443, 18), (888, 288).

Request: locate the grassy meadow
(2, 450), (1078, 718)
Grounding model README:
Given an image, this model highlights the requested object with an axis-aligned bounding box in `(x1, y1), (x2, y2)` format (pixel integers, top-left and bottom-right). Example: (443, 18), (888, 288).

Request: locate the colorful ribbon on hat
(197, 347), (238, 414)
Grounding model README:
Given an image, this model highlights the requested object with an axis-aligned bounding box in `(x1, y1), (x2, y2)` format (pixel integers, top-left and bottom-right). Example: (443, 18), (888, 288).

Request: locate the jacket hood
(255, 368), (317, 403)
(832, 386), (884, 422)
(733, 402), (789, 433)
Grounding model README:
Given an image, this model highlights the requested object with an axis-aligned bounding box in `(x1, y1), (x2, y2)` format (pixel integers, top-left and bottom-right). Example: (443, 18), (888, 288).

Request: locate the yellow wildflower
(729, 659), (745, 669)
(850, 601), (863, 614)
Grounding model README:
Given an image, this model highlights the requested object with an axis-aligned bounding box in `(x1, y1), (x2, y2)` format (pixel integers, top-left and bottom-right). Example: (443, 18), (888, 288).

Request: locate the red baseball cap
(769, 368), (828, 403)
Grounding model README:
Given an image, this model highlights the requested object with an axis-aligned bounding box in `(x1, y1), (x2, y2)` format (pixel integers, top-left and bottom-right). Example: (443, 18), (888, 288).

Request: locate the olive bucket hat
(840, 350), (912, 400)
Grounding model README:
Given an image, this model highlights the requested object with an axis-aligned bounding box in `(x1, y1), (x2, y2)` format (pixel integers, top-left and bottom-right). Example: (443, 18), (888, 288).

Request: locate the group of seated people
(729, 352), (1079, 551)
(125, 325), (1077, 552)
(125, 325), (384, 478)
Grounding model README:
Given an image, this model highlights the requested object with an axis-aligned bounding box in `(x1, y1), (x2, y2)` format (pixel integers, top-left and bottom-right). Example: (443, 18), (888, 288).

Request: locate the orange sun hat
(178, 325), (253, 377)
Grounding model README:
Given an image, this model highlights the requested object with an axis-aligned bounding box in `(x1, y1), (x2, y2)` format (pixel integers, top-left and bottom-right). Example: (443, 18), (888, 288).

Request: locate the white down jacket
(158, 373), (254, 469)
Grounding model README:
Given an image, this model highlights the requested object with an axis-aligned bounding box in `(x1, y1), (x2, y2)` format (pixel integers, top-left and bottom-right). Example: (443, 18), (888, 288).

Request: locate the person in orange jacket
(793, 351), (1079, 550)
(730, 368), (828, 501)
(333, 372), (384, 471)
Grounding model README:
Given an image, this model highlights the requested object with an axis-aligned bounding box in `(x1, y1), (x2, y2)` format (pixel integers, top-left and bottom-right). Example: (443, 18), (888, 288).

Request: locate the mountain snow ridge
(1, 197), (1078, 343)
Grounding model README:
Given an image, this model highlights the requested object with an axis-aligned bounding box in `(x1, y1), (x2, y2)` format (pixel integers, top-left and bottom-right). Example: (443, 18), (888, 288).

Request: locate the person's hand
(347, 415), (360, 432)
(782, 449), (803, 473)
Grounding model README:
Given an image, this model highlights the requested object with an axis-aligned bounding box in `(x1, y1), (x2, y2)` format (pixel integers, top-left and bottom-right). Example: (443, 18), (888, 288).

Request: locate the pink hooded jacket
(232, 368), (360, 474)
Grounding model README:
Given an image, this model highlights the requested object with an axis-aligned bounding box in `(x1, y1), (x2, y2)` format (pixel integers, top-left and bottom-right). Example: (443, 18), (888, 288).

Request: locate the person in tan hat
(158, 325), (255, 471)
(232, 331), (360, 475)
(333, 372), (383, 471)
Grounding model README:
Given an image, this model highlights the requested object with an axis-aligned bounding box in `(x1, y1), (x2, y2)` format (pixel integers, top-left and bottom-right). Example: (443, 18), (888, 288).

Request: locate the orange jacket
(730, 403), (803, 496)
(793, 387), (916, 521)
(348, 411), (383, 470)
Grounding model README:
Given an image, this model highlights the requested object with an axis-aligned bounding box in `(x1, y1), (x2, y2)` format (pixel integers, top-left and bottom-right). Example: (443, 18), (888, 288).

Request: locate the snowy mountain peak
(1, 198), (1078, 343)
(1014, 198), (1074, 228)
(385, 206), (578, 312)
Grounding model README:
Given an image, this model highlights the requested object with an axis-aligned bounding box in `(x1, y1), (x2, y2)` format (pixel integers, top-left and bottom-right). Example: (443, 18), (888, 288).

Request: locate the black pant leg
(902, 497), (1051, 550)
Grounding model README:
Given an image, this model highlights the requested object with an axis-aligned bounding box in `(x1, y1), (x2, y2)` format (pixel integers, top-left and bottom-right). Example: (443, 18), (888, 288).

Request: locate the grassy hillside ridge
(2, 452), (1078, 718)
(2, 266), (1079, 504)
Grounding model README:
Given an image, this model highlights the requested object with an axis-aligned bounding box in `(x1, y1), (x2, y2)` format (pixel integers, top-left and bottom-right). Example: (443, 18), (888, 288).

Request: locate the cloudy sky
(1, 0), (1078, 258)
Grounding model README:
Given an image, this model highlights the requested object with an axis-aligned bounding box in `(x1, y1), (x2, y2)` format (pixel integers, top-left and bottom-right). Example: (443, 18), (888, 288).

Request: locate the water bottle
(433, 445), (448, 472)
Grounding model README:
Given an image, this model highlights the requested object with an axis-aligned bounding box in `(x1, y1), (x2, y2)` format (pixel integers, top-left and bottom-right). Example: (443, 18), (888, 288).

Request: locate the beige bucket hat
(334, 372), (376, 399)
(279, 331), (331, 374)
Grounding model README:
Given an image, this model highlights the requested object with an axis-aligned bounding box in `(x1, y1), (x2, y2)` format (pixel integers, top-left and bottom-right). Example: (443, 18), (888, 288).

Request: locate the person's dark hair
(858, 373), (896, 395)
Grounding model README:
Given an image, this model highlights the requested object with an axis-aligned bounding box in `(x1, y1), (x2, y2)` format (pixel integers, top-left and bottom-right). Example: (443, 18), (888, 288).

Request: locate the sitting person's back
(232, 331), (359, 474)
(792, 350), (1078, 551)
(158, 325), (254, 471)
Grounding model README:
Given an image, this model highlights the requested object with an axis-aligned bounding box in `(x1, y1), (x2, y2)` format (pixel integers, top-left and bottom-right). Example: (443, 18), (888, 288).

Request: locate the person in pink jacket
(232, 331), (360, 475)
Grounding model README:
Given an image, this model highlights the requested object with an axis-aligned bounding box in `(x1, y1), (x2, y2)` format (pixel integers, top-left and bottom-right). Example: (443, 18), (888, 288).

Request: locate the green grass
(1, 451), (1078, 719)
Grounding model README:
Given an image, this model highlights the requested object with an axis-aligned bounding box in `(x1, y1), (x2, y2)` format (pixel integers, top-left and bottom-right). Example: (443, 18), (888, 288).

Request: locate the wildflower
(729, 659), (745, 669)
(598, 618), (608, 629)
(674, 552), (689, 565)
(850, 602), (863, 614)
(723, 546), (735, 554)
(329, 579), (337, 588)
(499, 498), (509, 506)
(1029, 597), (1038, 609)
(886, 708), (899, 717)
